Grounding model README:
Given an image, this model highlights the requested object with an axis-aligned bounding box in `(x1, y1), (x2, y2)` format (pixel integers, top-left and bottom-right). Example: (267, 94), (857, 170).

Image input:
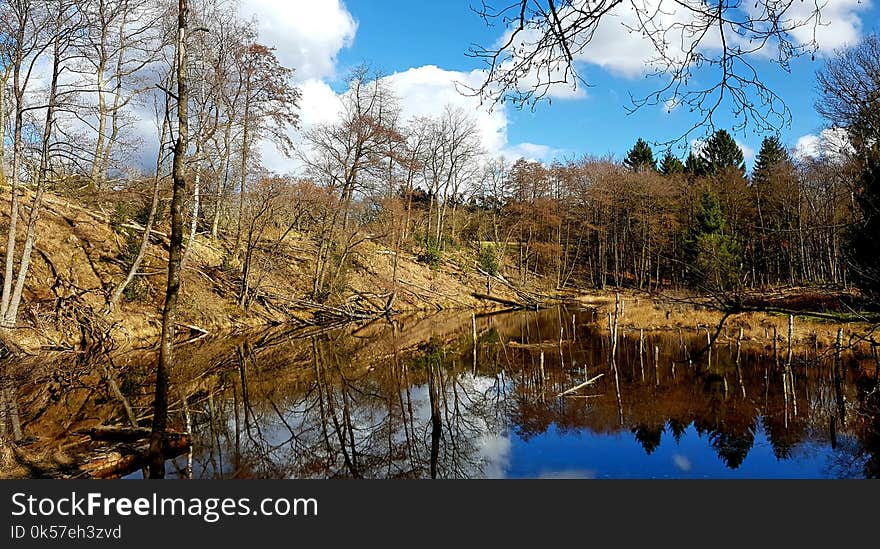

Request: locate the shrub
(477, 244), (499, 275)
(417, 244), (442, 270)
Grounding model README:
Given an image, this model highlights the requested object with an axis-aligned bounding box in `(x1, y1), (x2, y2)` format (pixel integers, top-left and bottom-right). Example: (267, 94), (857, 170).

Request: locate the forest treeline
(2, 0), (880, 480)
(1, 0), (879, 338)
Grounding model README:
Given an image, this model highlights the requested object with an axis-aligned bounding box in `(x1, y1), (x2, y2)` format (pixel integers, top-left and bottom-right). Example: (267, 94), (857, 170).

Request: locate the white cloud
(386, 66), (559, 162)
(794, 128), (854, 161)
(781, 0), (870, 55)
(239, 0), (357, 82)
(297, 79), (344, 127)
(382, 65), (507, 157)
(737, 140), (756, 162)
(672, 454), (692, 472)
(498, 1), (871, 81)
(502, 142), (556, 162)
(794, 134), (821, 159)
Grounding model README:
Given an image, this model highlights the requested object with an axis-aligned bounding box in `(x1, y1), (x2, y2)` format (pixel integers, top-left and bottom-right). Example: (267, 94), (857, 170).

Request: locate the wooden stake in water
(639, 329), (645, 383)
(611, 293), (623, 425)
(833, 327), (846, 425)
(736, 327), (746, 398)
(472, 312), (477, 374)
(785, 315), (797, 417)
(654, 345), (660, 386)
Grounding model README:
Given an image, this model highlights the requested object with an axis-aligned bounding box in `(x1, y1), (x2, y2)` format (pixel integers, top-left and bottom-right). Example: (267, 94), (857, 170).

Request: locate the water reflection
(167, 308), (879, 479)
(2, 306), (878, 478)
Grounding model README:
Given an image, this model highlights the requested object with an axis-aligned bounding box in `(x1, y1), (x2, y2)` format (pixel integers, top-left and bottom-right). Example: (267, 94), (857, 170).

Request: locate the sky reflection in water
(157, 307), (878, 479)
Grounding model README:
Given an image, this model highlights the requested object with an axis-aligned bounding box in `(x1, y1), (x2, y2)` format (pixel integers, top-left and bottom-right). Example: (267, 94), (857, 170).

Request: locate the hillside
(0, 189), (524, 354)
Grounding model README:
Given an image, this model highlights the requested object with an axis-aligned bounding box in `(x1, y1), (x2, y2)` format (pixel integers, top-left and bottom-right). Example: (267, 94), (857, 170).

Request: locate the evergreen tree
(850, 159), (880, 300)
(751, 135), (797, 283)
(632, 425), (664, 455)
(684, 151), (706, 176)
(659, 151), (685, 176)
(752, 135), (789, 187)
(685, 190), (742, 291)
(700, 129), (746, 175)
(623, 138), (657, 172)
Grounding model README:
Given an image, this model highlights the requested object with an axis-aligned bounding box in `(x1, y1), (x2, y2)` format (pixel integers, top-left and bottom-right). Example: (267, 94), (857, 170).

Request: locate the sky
(236, 0), (880, 172)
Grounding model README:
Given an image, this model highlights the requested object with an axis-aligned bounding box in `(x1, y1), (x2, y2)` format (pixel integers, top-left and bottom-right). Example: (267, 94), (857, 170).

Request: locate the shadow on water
(3, 306), (880, 478)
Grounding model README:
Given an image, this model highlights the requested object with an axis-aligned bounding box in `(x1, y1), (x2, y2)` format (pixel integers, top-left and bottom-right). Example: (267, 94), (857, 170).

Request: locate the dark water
(140, 307), (879, 479)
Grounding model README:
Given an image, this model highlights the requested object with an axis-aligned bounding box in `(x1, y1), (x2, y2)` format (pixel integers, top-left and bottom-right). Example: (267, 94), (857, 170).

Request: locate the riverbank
(0, 190), (531, 355)
(0, 189), (876, 357)
(575, 287), (878, 352)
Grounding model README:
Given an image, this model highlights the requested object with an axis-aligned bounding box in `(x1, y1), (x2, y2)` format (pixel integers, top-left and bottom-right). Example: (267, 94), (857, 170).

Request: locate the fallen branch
(556, 374), (605, 398)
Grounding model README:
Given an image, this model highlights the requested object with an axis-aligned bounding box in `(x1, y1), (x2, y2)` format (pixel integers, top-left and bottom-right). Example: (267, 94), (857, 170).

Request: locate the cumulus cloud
(498, 0), (870, 81)
(382, 65), (512, 157)
(238, 0), (357, 82)
(737, 140), (756, 162)
(267, 64), (558, 175)
(794, 128), (854, 161)
(379, 66), (559, 161)
(781, 0), (869, 54)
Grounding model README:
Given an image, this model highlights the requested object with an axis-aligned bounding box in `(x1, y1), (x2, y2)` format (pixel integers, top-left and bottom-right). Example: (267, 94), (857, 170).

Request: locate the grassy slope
(0, 190), (518, 353)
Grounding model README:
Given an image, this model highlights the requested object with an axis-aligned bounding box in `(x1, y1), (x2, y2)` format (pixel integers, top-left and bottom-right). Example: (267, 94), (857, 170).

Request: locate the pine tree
(685, 190), (742, 291)
(659, 151), (685, 176)
(623, 138), (657, 172)
(751, 135), (797, 283)
(700, 129), (746, 176)
(752, 136), (789, 187)
(684, 151), (706, 177)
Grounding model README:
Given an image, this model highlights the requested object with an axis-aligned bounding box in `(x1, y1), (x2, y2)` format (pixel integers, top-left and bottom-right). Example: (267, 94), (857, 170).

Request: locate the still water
(139, 306), (878, 479)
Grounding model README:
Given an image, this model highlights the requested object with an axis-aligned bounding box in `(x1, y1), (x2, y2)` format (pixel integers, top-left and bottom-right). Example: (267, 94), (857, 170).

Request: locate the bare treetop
(467, 0), (829, 141)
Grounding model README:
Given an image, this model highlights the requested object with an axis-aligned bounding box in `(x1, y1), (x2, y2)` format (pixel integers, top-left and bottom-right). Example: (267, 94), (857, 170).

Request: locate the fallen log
(556, 374), (605, 398)
(472, 293), (527, 309)
(77, 432), (190, 479)
(69, 427), (191, 479)
(75, 426), (150, 442)
(507, 340), (570, 350)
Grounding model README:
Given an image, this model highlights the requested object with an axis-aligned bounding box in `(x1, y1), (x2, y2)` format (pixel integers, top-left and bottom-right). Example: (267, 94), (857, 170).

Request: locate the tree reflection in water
(157, 307), (880, 479)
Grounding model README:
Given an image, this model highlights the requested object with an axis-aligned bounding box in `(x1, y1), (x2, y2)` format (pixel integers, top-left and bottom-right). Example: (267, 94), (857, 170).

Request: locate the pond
(146, 306), (880, 479)
(4, 306), (879, 478)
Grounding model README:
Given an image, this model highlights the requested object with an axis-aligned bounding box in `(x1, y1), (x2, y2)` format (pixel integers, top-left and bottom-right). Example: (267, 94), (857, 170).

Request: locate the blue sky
(240, 1), (880, 172)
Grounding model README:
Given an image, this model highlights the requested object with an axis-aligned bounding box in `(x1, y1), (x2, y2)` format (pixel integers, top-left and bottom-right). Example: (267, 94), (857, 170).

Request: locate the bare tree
(0, 0), (54, 326)
(299, 67), (398, 300)
(0, 0), (84, 328)
(73, 0), (164, 186)
(420, 106), (482, 250)
(816, 33), (880, 159)
(467, 1), (829, 138)
(149, 0), (189, 479)
(230, 37), (299, 258)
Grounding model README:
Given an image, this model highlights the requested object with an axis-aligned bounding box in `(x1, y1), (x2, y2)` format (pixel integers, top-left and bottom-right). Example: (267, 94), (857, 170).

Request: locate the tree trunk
(233, 82), (252, 259)
(149, 0), (188, 479)
(3, 23), (63, 328)
(210, 121), (233, 239)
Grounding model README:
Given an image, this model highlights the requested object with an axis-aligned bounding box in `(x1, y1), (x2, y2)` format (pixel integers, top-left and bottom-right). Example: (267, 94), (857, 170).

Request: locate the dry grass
(0, 189), (521, 353)
(576, 289), (872, 350)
